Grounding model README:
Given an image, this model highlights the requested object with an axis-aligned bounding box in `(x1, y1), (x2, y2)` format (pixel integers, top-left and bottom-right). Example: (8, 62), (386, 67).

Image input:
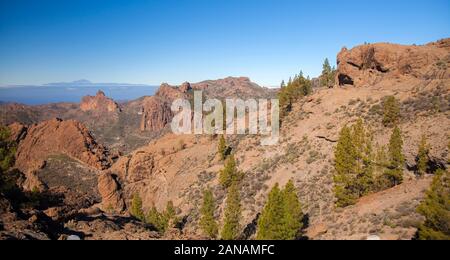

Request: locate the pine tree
(352, 119), (374, 196)
(334, 125), (358, 207)
(320, 58), (333, 87)
(219, 155), (243, 189)
(416, 169), (450, 240)
(165, 201), (176, 219)
(200, 189), (218, 239)
(221, 183), (241, 240)
(146, 206), (168, 233)
(417, 135), (430, 177)
(278, 72), (313, 118)
(374, 145), (391, 191)
(300, 74), (313, 96)
(145, 201), (178, 234)
(256, 184), (285, 240)
(281, 180), (303, 240)
(334, 119), (375, 207)
(386, 126), (404, 186)
(257, 181), (303, 240)
(164, 200), (177, 227)
(382, 96), (400, 127)
(218, 135), (228, 161)
(131, 193), (145, 221)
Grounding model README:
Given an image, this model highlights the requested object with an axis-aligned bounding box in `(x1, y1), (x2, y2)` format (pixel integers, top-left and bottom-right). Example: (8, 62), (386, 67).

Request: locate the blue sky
(0, 0), (448, 87)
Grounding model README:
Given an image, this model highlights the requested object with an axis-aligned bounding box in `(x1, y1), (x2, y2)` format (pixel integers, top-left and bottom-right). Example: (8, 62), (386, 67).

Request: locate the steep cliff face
(139, 98), (173, 132)
(13, 118), (112, 174)
(336, 38), (450, 87)
(139, 83), (191, 132)
(97, 171), (125, 213)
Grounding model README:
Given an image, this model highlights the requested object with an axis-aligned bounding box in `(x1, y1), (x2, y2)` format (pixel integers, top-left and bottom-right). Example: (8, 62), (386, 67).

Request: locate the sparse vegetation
(306, 150), (320, 164)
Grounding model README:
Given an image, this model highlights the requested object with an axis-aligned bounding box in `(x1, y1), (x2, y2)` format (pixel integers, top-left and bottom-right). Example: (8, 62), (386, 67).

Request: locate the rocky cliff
(139, 83), (190, 132)
(13, 118), (112, 174)
(139, 77), (275, 132)
(336, 38), (450, 87)
(80, 90), (121, 113)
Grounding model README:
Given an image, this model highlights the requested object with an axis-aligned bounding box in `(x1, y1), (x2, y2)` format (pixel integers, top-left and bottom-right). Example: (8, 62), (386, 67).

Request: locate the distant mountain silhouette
(44, 80), (151, 87)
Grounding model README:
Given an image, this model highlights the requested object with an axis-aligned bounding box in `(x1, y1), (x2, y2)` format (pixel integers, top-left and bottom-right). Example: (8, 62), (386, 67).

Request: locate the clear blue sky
(0, 0), (448, 87)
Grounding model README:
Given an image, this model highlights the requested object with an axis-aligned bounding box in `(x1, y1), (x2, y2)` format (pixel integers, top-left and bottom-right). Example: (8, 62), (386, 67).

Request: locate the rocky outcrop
(336, 38), (450, 87)
(139, 83), (189, 132)
(180, 82), (192, 93)
(156, 83), (189, 100)
(97, 172), (125, 213)
(7, 122), (28, 143)
(140, 97), (174, 132)
(80, 90), (121, 113)
(139, 77), (275, 132)
(14, 118), (112, 174)
(192, 76), (275, 100)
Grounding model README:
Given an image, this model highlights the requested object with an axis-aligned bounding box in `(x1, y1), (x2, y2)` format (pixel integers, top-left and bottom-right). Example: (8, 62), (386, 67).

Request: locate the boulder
(98, 172), (125, 213)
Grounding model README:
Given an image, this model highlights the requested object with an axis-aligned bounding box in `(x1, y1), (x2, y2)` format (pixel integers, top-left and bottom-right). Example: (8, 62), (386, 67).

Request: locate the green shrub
(131, 193), (145, 221)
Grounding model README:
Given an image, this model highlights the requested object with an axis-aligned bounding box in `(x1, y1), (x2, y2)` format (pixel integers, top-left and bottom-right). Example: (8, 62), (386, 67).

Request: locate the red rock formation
(336, 38), (450, 87)
(97, 172), (125, 213)
(140, 97), (174, 132)
(192, 76), (275, 100)
(7, 122), (28, 143)
(14, 118), (112, 173)
(156, 84), (187, 100)
(80, 90), (121, 113)
(139, 78), (274, 132)
(139, 83), (189, 132)
(180, 82), (192, 93)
